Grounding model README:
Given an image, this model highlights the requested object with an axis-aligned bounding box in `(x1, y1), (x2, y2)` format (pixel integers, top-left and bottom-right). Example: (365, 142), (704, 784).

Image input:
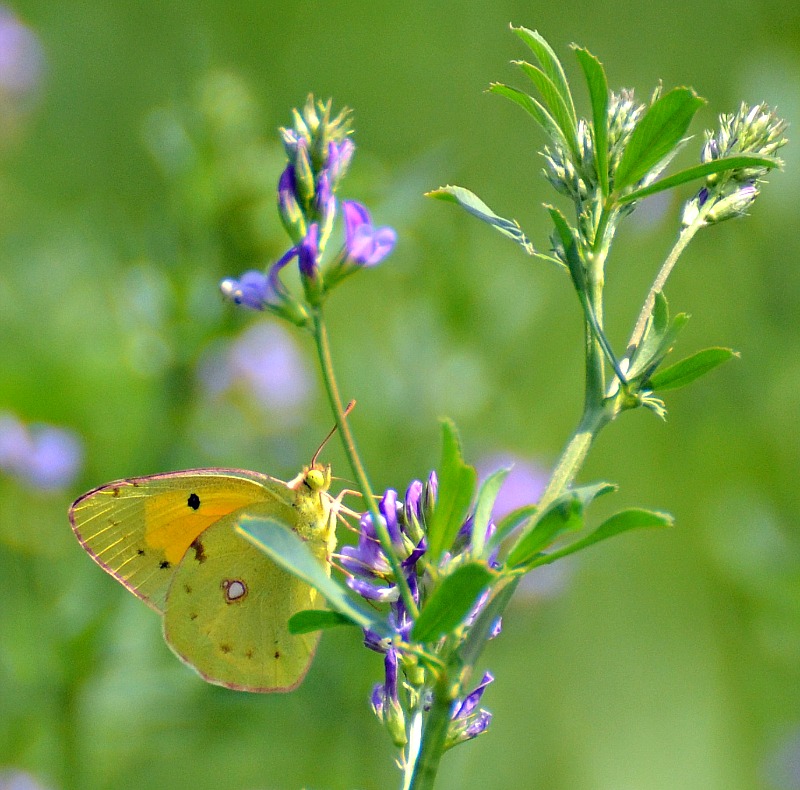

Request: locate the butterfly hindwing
(69, 469), (288, 613)
(163, 501), (326, 692)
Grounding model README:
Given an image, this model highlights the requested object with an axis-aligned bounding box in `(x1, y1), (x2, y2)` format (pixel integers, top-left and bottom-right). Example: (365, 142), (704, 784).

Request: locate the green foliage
(411, 562), (496, 643)
(237, 516), (383, 634)
(526, 508), (674, 568)
(506, 482), (617, 568)
(613, 88), (705, 191)
(646, 347), (739, 392)
(288, 609), (357, 634)
(425, 185), (538, 257)
(572, 46), (610, 195)
(426, 420), (478, 563)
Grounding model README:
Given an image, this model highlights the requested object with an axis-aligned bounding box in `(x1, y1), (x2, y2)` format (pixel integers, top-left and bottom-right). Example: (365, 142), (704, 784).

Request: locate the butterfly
(69, 462), (338, 692)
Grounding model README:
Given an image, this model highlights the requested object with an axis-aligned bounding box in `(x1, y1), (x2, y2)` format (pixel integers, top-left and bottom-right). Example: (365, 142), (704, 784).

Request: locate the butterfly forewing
(69, 469), (287, 612)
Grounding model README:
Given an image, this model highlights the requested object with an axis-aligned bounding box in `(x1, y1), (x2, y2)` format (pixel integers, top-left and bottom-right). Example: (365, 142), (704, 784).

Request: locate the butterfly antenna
(312, 400), (356, 467)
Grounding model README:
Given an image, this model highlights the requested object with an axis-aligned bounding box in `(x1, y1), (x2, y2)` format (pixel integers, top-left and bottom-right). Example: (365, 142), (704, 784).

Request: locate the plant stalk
(310, 307), (419, 618)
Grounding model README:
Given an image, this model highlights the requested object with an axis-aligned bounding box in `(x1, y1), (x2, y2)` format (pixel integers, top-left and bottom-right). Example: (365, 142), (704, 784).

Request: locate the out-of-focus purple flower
(315, 171), (336, 249)
(220, 248), (308, 325)
(327, 138), (354, 186)
(0, 412), (83, 490)
(0, 8), (44, 97)
(198, 322), (312, 421)
(220, 270), (273, 310)
(370, 648), (407, 747)
(277, 164), (306, 243)
(477, 453), (549, 520)
(0, 769), (52, 790)
(342, 200), (397, 266)
(298, 223), (320, 280)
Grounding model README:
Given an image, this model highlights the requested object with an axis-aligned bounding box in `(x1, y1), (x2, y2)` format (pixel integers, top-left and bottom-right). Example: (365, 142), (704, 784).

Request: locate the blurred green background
(0, 1), (798, 788)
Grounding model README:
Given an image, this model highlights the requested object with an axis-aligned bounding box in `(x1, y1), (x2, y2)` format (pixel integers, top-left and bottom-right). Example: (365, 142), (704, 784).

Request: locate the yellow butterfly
(69, 463), (337, 692)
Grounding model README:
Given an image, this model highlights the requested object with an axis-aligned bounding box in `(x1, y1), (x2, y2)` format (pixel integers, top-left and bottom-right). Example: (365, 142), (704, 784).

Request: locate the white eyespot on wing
(222, 578), (248, 603)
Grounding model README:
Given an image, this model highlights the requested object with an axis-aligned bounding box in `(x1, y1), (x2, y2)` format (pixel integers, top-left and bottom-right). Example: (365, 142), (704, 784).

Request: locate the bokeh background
(0, 1), (798, 789)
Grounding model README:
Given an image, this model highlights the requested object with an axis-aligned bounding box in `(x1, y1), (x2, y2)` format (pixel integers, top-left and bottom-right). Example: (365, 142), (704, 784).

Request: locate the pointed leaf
(573, 46), (609, 196)
(629, 311), (690, 380)
(511, 26), (576, 126)
(426, 419), (478, 563)
(647, 347), (738, 391)
(237, 516), (386, 635)
(514, 61), (579, 159)
(506, 481), (617, 568)
(526, 508), (673, 568)
(288, 609), (359, 635)
(618, 154), (780, 204)
(487, 83), (565, 147)
(488, 504), (538, 551)
(471, 466), (511, 558)
(614, 88), (705, 191)
(411, 561), (495, 643)
(427, 184), (536, 255)
(546, 205), (584, 291)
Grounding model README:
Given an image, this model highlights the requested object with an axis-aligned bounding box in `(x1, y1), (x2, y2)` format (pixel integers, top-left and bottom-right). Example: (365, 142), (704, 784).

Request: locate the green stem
(408, 672), (456, 790)
(310, 307), (419, 619)
(626, 211), (708, 354)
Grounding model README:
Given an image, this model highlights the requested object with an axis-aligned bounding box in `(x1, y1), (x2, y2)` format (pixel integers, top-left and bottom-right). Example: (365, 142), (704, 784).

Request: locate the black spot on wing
(159, 560), (171, 569)
(190, 538), (206, 564)
(187, 492), (200, 510)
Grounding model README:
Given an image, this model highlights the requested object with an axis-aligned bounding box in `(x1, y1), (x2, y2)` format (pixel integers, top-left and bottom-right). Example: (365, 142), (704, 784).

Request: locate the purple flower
(277, 164), (306, 242)
(0, 769), (52, 790)
(327, 138), (354, 186)
(199, 322), (312, 421)
(0, 413), (82, 490)
(370, 648), (407, 747)
(298, 223), (320, 279)
(343, 200), (397, 266)
(446, 672), (494, 748)
(220, 270), (273, 310)
(476, 454), (549, 520)
(220, 247), (307, 323)
(0, 8), (44, 97)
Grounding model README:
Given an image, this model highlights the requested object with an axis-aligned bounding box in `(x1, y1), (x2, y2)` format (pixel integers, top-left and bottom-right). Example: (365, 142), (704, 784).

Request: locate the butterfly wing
(69, 469), (288, 613)
(163, 500), (329, 692)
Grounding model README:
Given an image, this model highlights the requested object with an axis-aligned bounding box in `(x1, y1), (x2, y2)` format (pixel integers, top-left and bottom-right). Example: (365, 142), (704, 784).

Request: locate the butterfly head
(298, 463), (332, 493)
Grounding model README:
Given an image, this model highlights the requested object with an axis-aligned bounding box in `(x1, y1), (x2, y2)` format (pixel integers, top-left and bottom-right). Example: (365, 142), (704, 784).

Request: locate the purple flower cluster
(221, 96), (396, 321)
(342, 471), (496, 747)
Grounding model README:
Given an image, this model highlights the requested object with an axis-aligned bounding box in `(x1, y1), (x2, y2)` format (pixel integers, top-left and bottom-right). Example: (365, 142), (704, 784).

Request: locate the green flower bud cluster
(683, 102), (788, 227)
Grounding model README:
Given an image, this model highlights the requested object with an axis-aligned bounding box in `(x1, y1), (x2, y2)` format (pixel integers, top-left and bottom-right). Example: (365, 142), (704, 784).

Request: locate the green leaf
(411, 562), (495, 643)
(487, 83), (566, 147)
(427, 184), (536, 255)
(614, 88), (705, 191)
(514, 61), (579, 159)
(629, 309), (690, 381)
(546, 205), (584, 290)
(488, 504), (538, 551)
(647, 347), (738, 392)
(237, 516), (387, 636)
(526, 508), (673, 568)
(506, 482), (616, 568)
(511, 26), (577, 127)
(470, 466), (511, 559)
(426, 419), (478, 563)
(618, 154), (781, 204)
(572, 46), (610, 196)
(288, 609), (359, 635)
